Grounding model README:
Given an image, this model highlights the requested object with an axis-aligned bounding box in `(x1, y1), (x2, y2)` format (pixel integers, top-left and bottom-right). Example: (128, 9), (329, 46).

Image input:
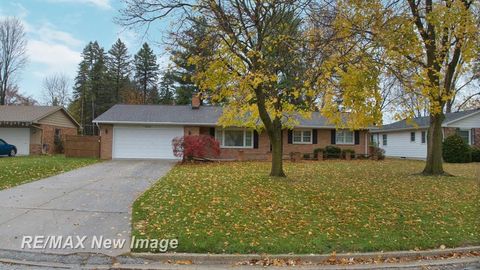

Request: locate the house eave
(93, 120), (218, 126)
(0, 121), (32, 128)
(442, 110), (480, 126)
(370, 126), (430, 133)
(93, 120), (358, 129)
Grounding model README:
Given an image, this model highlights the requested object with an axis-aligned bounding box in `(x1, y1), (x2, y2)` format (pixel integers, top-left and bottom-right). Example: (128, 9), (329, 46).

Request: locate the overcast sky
(1, 0), (170, 102)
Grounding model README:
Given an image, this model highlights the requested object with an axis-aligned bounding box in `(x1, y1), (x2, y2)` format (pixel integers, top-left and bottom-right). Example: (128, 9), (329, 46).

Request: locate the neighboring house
(93, 97), (370, 160)
(0, 106), (80, 155)
(371, 109), (480, 159)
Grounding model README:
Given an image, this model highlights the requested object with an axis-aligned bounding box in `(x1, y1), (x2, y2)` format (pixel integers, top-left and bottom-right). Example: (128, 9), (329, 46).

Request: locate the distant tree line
(69, 33), (207, 134)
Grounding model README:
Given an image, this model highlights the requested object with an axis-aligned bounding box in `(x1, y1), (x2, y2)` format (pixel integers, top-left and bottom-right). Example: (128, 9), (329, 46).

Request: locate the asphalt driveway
(0, 160), (175, 256)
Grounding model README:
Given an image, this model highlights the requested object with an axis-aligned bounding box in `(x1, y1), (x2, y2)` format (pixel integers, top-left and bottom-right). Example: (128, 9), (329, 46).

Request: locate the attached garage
(112, 125), (183, 159)
(0, 128), (30, 155)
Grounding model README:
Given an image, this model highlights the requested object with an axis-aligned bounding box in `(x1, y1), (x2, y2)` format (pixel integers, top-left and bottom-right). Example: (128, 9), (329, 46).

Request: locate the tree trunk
(269, 124), (286, 177)
(445, 101), (452, 113)
(422, 113), (445, 175)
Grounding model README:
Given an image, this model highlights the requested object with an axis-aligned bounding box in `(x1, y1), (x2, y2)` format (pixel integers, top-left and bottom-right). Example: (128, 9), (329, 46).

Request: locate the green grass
(0, 155), (99, 190)
(132, 160), (480, 254)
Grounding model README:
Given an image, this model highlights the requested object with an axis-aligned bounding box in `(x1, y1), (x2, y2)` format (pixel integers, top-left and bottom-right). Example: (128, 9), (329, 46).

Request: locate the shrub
(313, 148), (324, 159)
(342, 149), (355, 159)
(370, 146), (385, 160)
(325, 145), (341, 158)
(303, 153), (312, 159)
(470, 146), (480, 162)
(172, 135), (220, 161)
(442, 134), (471, 163)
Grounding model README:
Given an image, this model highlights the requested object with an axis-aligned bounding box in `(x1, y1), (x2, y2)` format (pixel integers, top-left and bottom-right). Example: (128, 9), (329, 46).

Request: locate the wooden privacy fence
(64, 135), (100, 158)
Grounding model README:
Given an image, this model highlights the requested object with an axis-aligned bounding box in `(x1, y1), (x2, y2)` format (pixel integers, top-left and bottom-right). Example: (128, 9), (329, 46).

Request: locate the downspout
(365, 131), (368, 154)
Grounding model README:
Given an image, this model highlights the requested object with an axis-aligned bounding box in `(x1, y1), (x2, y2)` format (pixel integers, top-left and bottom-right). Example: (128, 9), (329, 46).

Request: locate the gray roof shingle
(0, 105), (62, 123)
(93, 104), (338, 128)
(373, 109), (480, 132)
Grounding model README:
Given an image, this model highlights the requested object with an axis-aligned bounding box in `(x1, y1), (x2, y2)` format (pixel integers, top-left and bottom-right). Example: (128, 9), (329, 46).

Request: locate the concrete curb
(130, 246), (480, 265)
(0, 246), (479, 269)
(1, 257), (479, 269)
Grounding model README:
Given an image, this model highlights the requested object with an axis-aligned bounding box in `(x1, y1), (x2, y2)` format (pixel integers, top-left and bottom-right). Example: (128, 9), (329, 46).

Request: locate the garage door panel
(0, 128), (30, 155)
(113, 126), (183, 159)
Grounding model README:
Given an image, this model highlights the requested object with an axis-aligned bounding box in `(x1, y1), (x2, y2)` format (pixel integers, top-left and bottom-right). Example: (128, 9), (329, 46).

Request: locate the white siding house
(371, 109), (480, 159)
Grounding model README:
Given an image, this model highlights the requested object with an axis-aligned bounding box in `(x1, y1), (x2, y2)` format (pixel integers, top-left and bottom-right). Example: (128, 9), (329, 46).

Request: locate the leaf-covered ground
(132, 160), (480, 254)
(0, 155), (99, 190)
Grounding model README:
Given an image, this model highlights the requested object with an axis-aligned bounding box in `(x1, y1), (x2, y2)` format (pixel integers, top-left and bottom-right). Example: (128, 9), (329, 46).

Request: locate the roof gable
(0, 105), (79, 127)
(373, 109), (480, 132)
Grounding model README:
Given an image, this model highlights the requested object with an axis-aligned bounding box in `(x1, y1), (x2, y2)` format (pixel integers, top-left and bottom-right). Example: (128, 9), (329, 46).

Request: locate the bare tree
(0, 17), (28, 105)
(42, 73), (71, 107)
(5, 84), (37, 105)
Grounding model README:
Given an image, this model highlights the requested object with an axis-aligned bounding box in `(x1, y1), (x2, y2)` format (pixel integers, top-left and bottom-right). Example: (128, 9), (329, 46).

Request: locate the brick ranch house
(0, 106), (79, 155)
(371, 109), (480, 159)
(93, 98), (370, 160)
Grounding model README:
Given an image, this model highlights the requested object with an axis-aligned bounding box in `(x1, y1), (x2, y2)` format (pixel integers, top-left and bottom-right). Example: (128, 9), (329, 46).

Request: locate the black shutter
(354, 131), (360, 145)
(253, 130), (259, 149)
(331, 130), (336, 144)
(288, 130), (293, 144)
(312, 129), (318, 144)
(209, 127), (215, 137)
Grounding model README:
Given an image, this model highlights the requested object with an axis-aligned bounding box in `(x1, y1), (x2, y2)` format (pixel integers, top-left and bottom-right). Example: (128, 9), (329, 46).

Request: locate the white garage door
(113, 125), (183, 159)
(0, 128), (30, 155)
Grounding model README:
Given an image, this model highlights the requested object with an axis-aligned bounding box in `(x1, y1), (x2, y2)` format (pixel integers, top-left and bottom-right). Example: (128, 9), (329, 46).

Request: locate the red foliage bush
(172, 135), (220, 160)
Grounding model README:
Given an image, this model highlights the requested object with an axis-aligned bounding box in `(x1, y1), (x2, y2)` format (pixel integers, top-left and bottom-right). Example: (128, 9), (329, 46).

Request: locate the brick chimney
(191, 94), (201, 109)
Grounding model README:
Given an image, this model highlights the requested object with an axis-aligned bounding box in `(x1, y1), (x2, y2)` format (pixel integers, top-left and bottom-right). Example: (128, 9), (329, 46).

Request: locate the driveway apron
(0, 160), (175, 256)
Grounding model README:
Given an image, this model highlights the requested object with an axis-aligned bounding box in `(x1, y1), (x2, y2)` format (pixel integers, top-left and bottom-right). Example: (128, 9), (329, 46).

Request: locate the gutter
(370, 126), (430, 133)
(92, 120), (373, 130)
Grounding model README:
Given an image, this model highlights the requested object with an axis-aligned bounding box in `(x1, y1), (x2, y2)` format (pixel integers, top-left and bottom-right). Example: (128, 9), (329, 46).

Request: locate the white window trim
(216, 128), (254, 149)
(410, 131), (416, 143)
(336, 130), (355, 145)
(292, 129), (313, 144)
(382, 134), (388, 146)
(457, 129), (471, 145)
(421, 131), (426, 144)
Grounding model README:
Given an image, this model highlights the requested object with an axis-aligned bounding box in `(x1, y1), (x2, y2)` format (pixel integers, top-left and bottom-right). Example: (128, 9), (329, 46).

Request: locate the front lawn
(132, 160), (479, 254)
(0, 155), (99, 190)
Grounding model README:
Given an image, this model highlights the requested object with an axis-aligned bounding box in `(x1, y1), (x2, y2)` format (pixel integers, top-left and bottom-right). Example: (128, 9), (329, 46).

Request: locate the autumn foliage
(172, 135), (220, 160)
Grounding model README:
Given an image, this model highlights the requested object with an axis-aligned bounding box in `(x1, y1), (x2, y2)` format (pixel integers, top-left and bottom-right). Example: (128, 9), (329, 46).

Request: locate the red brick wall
(184, 126), (200, 136)
(443, 127), (457, 138)
(99, 125), (370, 160)
(29, 144), (42, 155)
(201, 127), (369, 160)
(99, 124), (113, 160)
(38, 124), (77, 154)
(443, 127), (480, 147)
(473, 128), (480, 148)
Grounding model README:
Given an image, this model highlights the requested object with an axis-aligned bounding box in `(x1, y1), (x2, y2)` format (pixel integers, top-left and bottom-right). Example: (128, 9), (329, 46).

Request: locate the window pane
(421, 131), (426, 143)
(245, 131), (252, 146)
(293, 131), (302, 142)
(224, 130), (244, 146)
(382, 134), (387, 145)
(457, 130), (469, 144)
(336, 131), (345, 143)
(303, 131), (311, 142)
(215, 129), (222, 143)
(410, 132), (415, 142)
(345, 131), (353, 143)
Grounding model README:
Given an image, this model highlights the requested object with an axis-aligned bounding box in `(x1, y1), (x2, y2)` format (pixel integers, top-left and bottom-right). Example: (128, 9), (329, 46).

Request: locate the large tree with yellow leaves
(119, 0), (383, 177)
(337, 0), (479, 175)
